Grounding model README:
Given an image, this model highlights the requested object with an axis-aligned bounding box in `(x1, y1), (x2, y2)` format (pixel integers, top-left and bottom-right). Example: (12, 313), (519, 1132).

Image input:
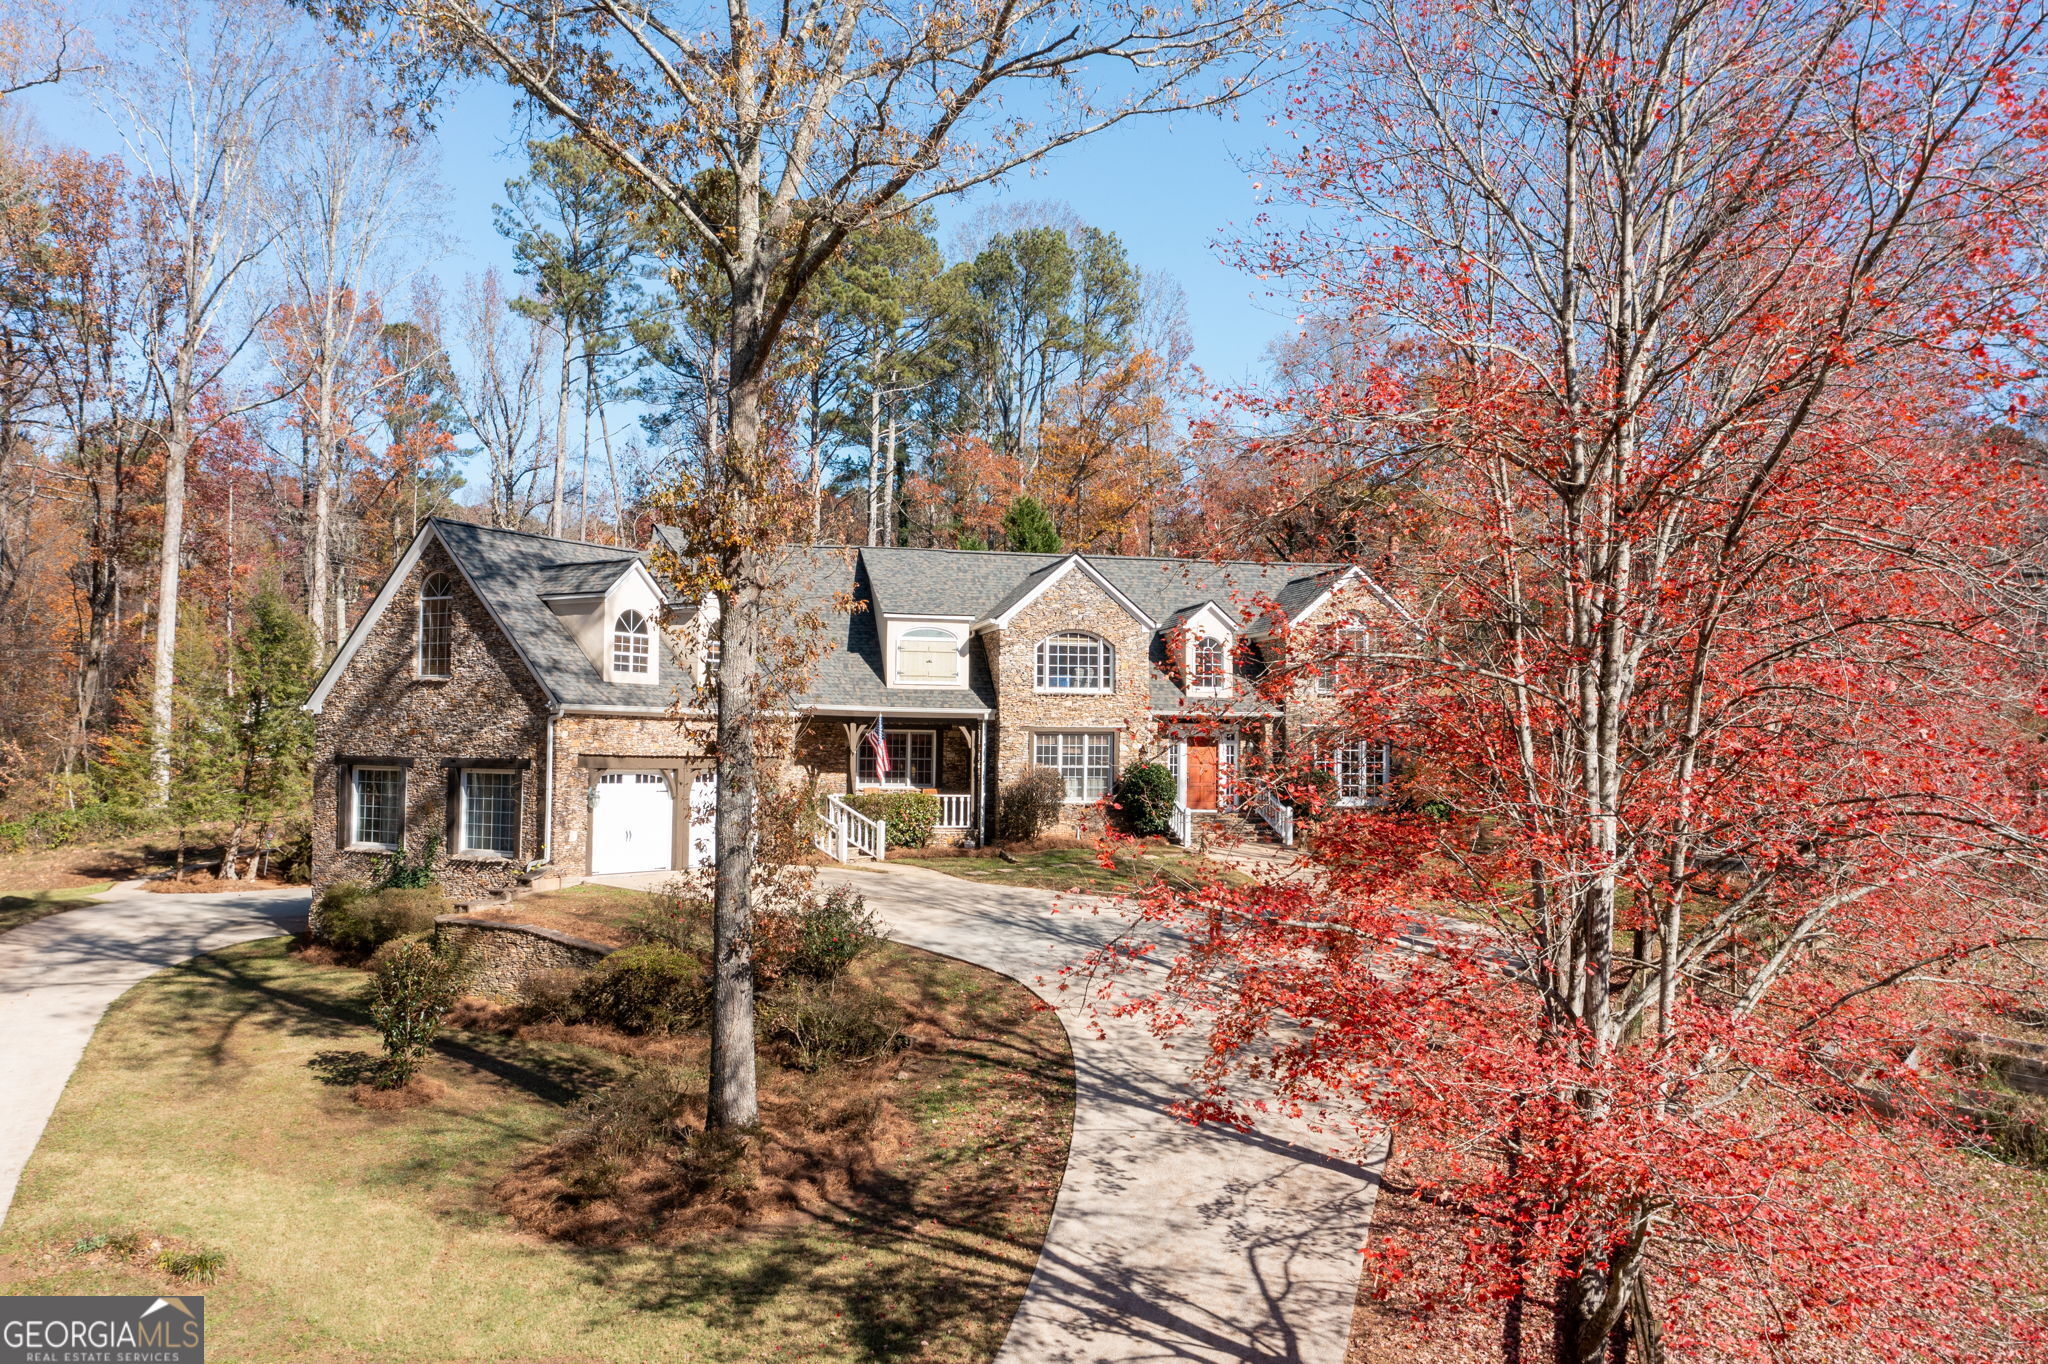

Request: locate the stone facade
(312, 541), (550, 901)
(989, 568), (1158, 832)
(548, 713), (717, 879)
(434, 915), (612, 994)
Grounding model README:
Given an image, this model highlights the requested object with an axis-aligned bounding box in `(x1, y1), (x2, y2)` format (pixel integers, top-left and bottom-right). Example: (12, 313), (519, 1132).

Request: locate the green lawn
(0, 936), (1072, 1364)
(0, 882), (112, 936)
(891, 844), (1246, 894)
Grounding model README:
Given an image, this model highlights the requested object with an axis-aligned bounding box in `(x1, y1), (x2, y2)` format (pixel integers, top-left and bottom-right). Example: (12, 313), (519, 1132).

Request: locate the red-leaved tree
(1117, 2), (2048, 1360)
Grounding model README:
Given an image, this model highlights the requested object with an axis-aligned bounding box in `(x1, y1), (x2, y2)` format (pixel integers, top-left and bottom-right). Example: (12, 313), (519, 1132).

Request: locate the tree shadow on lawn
(131, 943), (624, 1112)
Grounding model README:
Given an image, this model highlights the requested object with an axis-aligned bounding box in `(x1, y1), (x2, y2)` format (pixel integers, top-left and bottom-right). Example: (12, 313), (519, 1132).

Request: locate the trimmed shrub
(1113, 761), (1177, 837)
(315, 884), (446, 954)
(842, 790), (941, 848)
(368, 939), (466, 1086)
(788, 884), (882, 982)
(999, 764), (1068, 842)
(760, 979), (904, 1071)
(573, 943), (708, 1035)
(515, 968), (587, 1024)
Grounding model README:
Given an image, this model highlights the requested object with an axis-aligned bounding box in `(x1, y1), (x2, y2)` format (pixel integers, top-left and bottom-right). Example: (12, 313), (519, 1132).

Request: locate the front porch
(796, 713), (989, 849)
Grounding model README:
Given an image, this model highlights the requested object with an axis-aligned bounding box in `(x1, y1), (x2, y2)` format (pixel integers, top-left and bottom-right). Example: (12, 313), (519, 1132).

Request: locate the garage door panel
(591, 771), (675, 875)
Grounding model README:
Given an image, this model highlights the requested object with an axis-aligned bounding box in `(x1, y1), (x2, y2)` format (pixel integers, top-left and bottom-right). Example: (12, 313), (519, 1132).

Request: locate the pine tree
(220, 584), (316, 879)
(1001, 495), (1061, 552)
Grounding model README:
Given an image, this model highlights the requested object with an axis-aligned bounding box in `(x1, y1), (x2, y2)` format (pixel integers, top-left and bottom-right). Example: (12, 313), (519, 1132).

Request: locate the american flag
(865, 716), (891, 777)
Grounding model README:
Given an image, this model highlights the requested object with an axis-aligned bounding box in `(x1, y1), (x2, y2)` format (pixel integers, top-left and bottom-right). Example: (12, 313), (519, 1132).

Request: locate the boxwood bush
(314, 883), (447, 954)
(842, 790), (941, 848)
(1113, 761), (1177, 837)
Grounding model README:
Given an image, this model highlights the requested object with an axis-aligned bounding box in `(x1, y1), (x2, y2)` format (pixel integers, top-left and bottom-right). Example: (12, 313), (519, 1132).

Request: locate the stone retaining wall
(434, 915), (613, 995)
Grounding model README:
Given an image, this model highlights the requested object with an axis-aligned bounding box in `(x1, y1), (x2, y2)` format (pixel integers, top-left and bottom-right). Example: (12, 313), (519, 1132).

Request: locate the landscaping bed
(893, 839), (1248, 895)
(0, 885), (1075, 1363)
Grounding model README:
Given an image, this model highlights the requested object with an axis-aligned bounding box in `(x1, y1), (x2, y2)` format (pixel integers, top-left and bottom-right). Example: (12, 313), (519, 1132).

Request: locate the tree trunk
(549, 327), (571, 536)
(310, 376), (336, 656)
(866, 377), (882, 546)
(149, 393), (192, 807)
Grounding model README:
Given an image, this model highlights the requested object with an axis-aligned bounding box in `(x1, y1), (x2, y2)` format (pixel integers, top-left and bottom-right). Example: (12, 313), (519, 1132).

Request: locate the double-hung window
(1316, 739), (1393, 804)
(1034, 732), (1114, 802)
(857, 728), (937, 787)
(350, 766), (404, 848)
(459, 769), (519, 857)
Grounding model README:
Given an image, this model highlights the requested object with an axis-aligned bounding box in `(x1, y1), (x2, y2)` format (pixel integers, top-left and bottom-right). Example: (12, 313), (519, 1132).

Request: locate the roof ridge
(429, 516), (640, 556)
(850, 543), (1349, 572)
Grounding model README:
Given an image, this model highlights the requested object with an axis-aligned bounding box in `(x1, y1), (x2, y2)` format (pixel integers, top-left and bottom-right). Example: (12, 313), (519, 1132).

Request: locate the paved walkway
(0, 881), (307, 1227)
(816, 864), (1381, 1364)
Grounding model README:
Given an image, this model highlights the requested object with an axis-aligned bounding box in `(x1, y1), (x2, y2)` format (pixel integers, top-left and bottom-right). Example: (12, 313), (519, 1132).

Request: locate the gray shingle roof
(435, 521), (1355, 716)
(432, 520), (676, 711)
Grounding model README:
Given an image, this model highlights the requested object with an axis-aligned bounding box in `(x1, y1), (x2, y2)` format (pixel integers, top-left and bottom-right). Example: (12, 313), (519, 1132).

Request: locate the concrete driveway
(815, 864), (1381, 1364)
(0, 881), (308, 1228)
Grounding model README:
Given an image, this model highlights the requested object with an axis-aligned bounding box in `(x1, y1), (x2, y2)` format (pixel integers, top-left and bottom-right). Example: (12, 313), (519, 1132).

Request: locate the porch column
(841, 721), (865, 794)
(953, 723), (979, 844)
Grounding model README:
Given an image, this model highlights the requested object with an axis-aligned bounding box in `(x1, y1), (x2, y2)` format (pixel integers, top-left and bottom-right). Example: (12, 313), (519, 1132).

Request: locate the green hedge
(842, 791), (941, 848)
(0, 803), (162, 856)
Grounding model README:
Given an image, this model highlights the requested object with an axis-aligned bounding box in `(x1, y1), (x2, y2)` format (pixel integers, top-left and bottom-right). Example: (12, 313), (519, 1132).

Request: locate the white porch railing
(815, 794), (886, 862)
(936, 793), (972, 829)
(1254, 793), (1296, 847)
(1168, 802), (1194, 847)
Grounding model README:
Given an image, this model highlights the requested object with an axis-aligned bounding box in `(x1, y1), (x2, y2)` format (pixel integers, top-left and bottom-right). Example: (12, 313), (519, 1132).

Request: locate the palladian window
(897, 628), (960, 683)
(612, 609), (651, 677)
(1034, 632), (1112, 692)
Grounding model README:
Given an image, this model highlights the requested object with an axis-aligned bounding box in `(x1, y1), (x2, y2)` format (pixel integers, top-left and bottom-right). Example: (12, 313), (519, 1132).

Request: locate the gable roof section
(977, 554), (1158, 631)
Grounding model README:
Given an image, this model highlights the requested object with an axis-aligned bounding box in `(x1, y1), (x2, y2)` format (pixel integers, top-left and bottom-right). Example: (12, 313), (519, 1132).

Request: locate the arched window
(417, 572), (452, 678)
(897, 627), (960, 683)
(1190, 636), (1228, 691)
(612, 609), (651, 676)
(1035, 632), (1112, 692)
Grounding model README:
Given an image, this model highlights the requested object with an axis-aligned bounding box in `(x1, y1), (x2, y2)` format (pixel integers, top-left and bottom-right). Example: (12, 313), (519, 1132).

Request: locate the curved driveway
(0, 881), (307, 1227)
(2, 868), (1377, 1362)
(819, 864), (1382, 1364)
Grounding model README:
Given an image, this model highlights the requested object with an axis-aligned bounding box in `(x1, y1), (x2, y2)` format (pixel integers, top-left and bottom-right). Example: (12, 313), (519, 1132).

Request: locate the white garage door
(590, 771), (674, 875)
(687, 770), (717, 870)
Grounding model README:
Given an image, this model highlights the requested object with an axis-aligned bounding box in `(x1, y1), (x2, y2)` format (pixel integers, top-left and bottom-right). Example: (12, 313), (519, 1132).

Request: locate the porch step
(1191, 811), (1283, 846)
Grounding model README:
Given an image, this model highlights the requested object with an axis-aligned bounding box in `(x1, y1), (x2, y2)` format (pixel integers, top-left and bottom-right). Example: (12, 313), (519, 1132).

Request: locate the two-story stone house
(305, 518), (1400, 899)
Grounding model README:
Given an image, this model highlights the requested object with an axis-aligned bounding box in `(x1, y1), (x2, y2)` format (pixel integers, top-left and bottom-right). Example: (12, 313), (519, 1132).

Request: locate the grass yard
(892, 843), (1247, 895)
(0, 932), (1074, 1364)
(0, 882), (112, 936)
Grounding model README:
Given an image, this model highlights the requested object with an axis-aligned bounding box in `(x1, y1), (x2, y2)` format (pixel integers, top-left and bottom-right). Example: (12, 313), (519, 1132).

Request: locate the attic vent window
(612, 610), (651, 677)
(897, 628), (960, 683)
(417, 573), (452, 679)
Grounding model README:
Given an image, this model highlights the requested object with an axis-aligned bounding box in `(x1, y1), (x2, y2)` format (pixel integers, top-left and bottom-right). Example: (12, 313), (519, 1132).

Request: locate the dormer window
(417, 573), (452, 679)
(703, 632), (721, 680)
(1036, 632), (1112, 692)
(612, 610), (651, 677)
(897, 628), (960, 684)
(1191, 636), (1228, 692)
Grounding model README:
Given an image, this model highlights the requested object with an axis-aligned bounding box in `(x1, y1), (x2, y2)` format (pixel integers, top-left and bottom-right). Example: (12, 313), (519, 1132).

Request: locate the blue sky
(16, 59), (1301, 392)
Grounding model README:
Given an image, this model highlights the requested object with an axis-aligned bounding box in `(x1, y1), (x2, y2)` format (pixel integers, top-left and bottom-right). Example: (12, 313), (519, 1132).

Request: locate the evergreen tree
(1002, 495), (1061, 552)
(220, 584), (316, 878)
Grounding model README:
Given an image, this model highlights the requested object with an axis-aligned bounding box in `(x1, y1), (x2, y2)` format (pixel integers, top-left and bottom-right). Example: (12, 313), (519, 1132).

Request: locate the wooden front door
(1185, 740), (1220, 811)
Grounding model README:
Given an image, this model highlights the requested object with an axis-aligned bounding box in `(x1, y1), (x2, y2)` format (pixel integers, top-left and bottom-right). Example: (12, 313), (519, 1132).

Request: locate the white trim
(975, 554), (1158, 633)
(305, 521), (560, 714)
(805, 705), (994, 719)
